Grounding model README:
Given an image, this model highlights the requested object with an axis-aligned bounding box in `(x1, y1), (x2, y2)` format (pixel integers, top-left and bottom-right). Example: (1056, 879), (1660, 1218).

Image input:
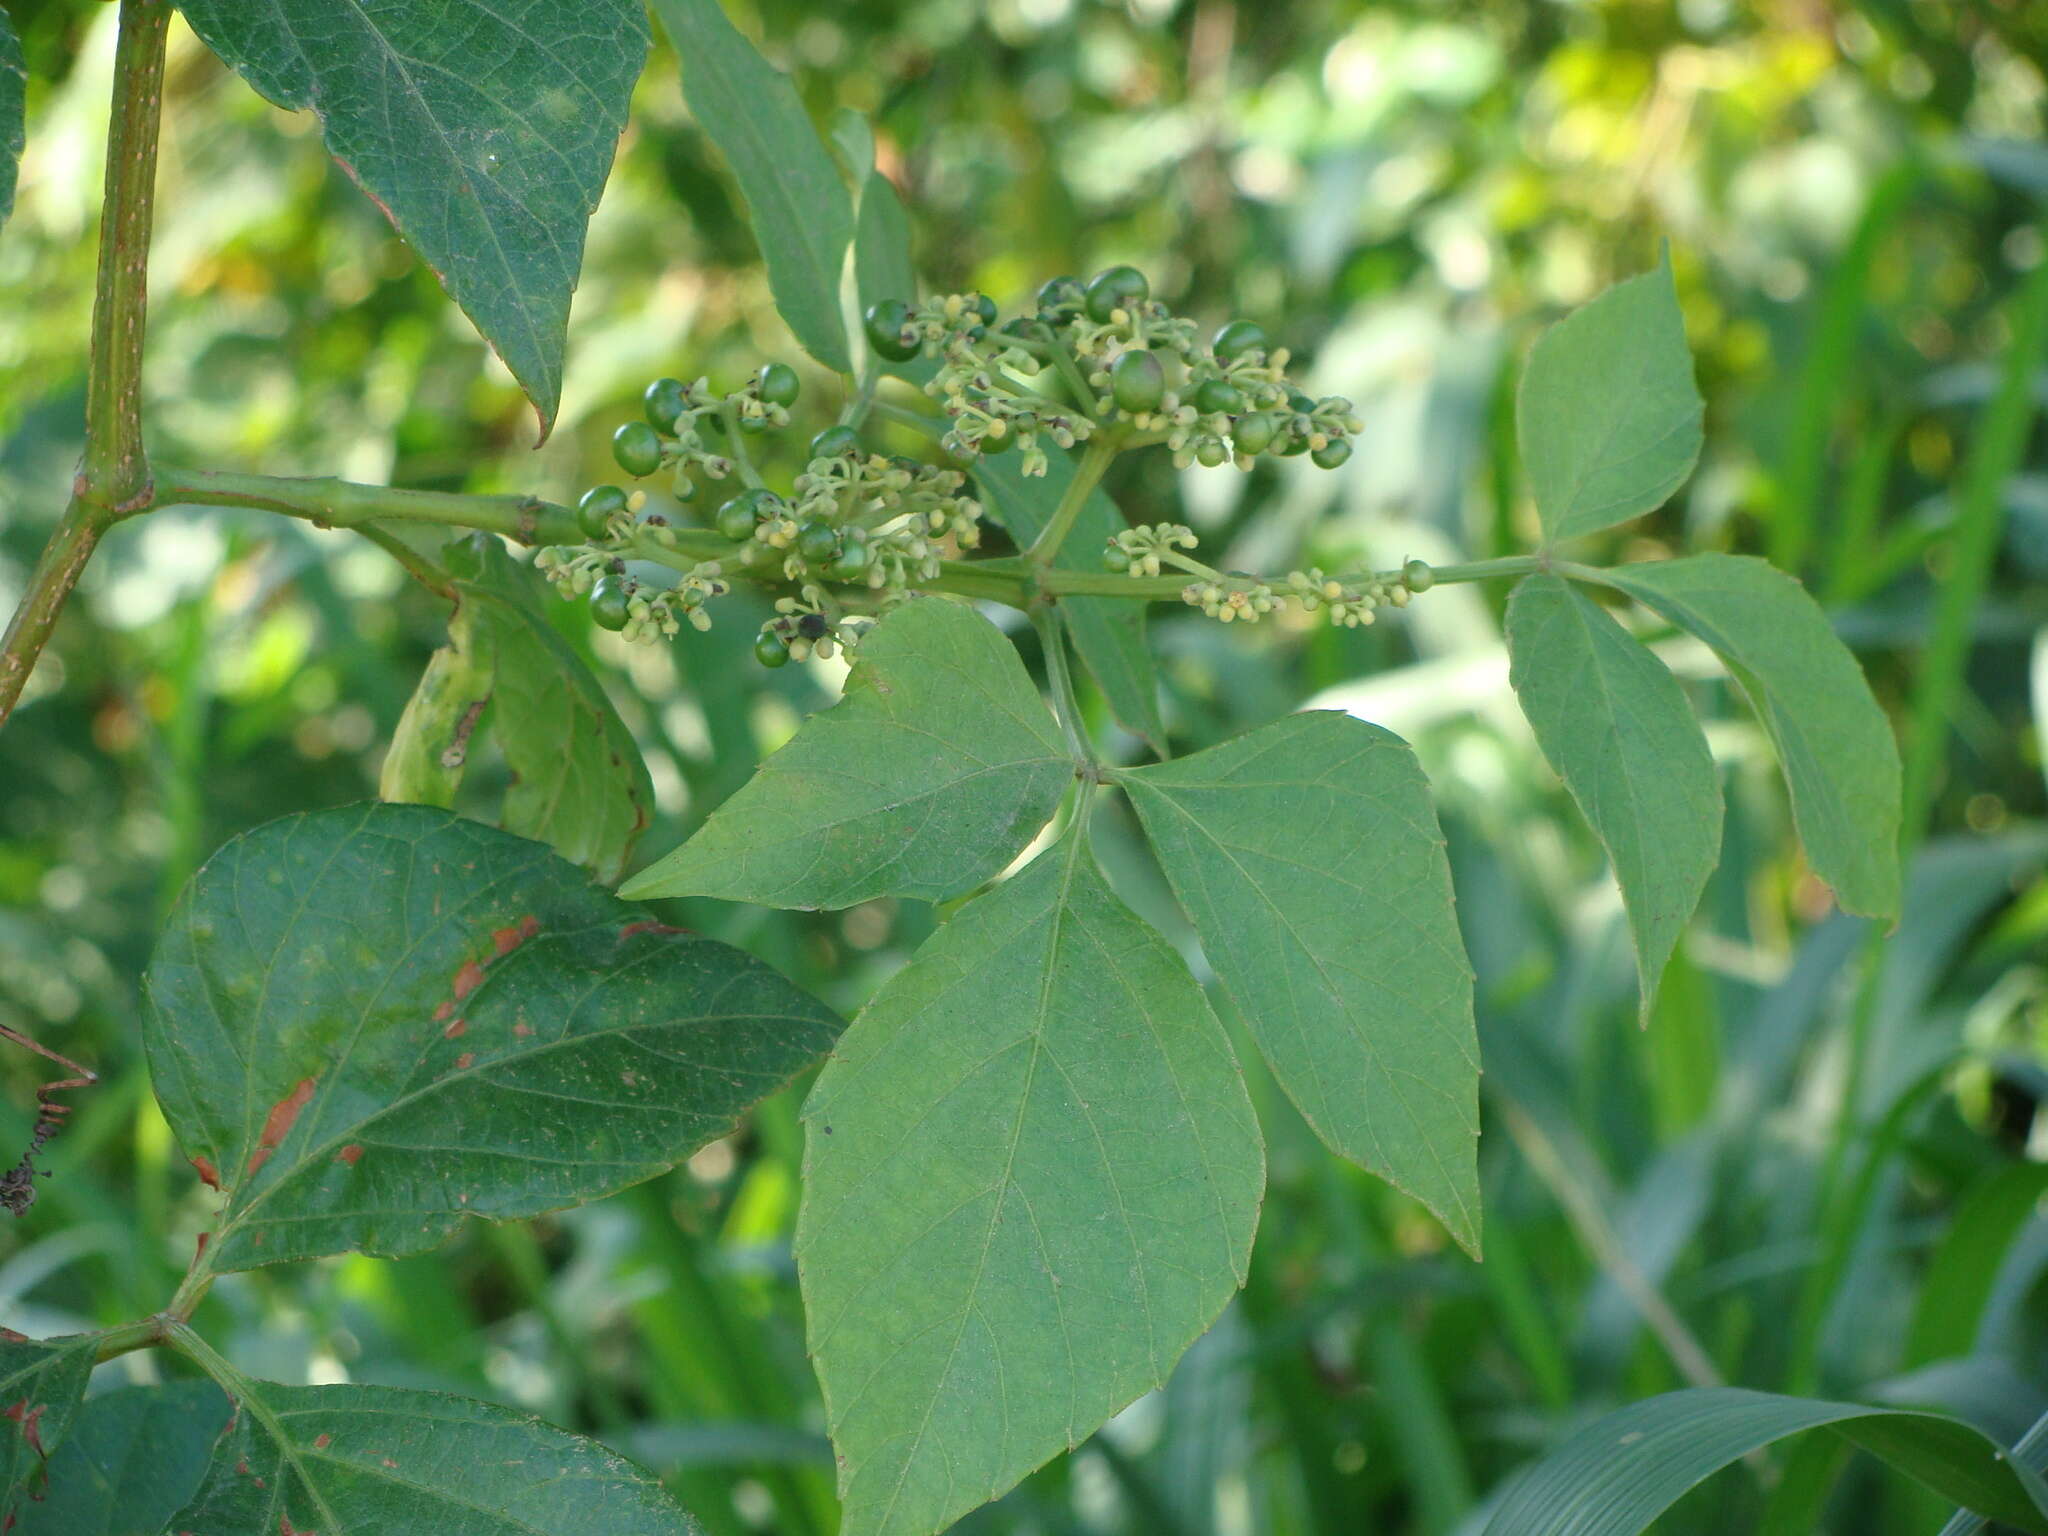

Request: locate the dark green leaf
(143, 803), (840, 1270)
(169, 1379), (699, 1534)
(977, 453), (1168, 755)
(1116, 712), (1481, 1253)
(620, 600), (1071, 908)
(0, 1334), (94, 1522)
(1518, 254), (1704, 544)
(1483, 1387), (2048, 1536)
(1505, 573), (1721, 1018)
(797, 832), (1264, 1536)
(13, 1380), (228, 1536)
(1907, 1163), (2048, 1366)
(0, 13), (23, 233)
(652, 0), (853, 371)
(176, 0), (648, 438)
(383, 536), (654, 884)
(1597, 554), (1902, 918)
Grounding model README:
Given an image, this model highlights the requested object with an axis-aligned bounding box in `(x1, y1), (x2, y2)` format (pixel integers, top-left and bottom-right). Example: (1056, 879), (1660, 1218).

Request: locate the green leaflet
(0, 12), (22, 233)
(0, 1333), (95, 1521)
(976, 452), (1169, 754)
(168, 1379), (700, 1534)
(1483, 1387), (2048, 1536)
(382, 535), (654, 884)
(797, 833), (1264, 1536)
(142, 803), (841, 1271)
(1115, 712), (1481, 1253)
(620, 599), (1071, 908)
(13, 1381), (228, 1536)
(653, 0), (853, 372)
(1518, 253), (1704, 544)
(1598, 553), (1902, 919)
(176, 0), (647, 438)
(1505, 573), (1721, 1019)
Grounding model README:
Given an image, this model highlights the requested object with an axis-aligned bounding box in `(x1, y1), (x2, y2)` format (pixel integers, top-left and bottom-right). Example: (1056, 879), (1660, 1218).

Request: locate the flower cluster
(1097, 521), (1436, 630)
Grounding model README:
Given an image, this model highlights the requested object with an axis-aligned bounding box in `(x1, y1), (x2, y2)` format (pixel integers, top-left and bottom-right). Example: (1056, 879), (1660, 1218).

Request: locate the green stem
(155, 466), (581, 545)
(354, 523), (456, 597)
(1026, 434), (1119, 564)
(717, 400), (766, 488)
(92, 1312), (170, 1363)
(0, 500), (119, 728)
(1033, 608), (1099, 776)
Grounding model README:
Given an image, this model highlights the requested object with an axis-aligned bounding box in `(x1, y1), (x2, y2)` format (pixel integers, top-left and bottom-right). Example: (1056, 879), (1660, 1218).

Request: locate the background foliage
(2, 0), (2046, 1531)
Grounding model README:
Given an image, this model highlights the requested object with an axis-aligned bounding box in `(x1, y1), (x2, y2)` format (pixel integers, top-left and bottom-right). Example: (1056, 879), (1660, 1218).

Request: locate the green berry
(715, 495), (757, 542)
(590, 578), (632, 631)
(1311, 438), (1352, 469)
(1287, 390), (1315, 415)
(1196, 439), (1228, 468)
(1402, 558), (1435, 593)
(809, 425), (861, 460)
(1232, 411), (1276, 455)
(1037, 275), (1085, 318)
(796, 520), (841, 564)
(863, 299), (919, 362)
(1192, 379), (1245, 416)
(1084, 265), (1149, 323)
(1275, 429), (1310, 457)
(1211, 320), (1267, 364)
(642, 377), (688, 431)
(968, 294), (997, 326)
(758, 362), (800, 408)
(1103, 544), (1131, 572)
(828, 538), (871, 582)
(754, 631), (791, 668)
(1110, 349), (1166, 414)
(577, 485), (629, 540)
(612, 421), (664, 478)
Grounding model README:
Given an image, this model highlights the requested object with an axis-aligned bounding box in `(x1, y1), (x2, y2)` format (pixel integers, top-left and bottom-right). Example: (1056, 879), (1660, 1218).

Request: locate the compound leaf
(1483, 1387), (2048, 1536)
(1505, 573), (1721, 1019)
(977, 452), (1168, 755)
(0, 1333), (94, 1522)
(177, 0), (647, 439)
(652, 0), (853, 371)
(620, 599), (1070, 909)
(169, 1379), (700, 1534)
(1519, 253), (1704, 544)
(1, 12), (23, 233)
(1599, 554), (1902, 919)
(143, 803), (840, 1271)
(1117, 712), (1480, 1252)
(13, 1381), (228, 1536)
(797, 835), (1264, 1536)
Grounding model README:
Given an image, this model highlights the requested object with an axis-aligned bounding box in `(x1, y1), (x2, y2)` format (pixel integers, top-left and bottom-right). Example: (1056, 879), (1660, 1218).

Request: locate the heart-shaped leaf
(620, 599), (1072, 909)
(143, 803), (840, 1271)
(13, 1381), (228, 1536)
(169, 1378), (699, 1535)
(1115, 712), (1481, 1253)
(798, 831), (1264, 1536)
(176, 0), (649, 436)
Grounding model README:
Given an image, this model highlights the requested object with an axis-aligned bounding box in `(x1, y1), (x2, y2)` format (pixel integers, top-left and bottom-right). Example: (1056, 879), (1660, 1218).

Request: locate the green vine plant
(6, 4), (2040, 1536)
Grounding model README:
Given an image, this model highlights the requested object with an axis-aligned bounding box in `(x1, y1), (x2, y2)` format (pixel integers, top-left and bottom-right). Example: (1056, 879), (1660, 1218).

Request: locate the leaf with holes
(0, 1333), (95, 1522)
(0, 12), (23, 234)
(620, 599), (1071, 909)
(652, 0), (852, 371)
(1115, 712), (1481, 1253)
(797, 833), (1264, 1536)
(977, 452), (1167, 755)
(1518, 251), (1704, 544)
(13, 1381), (228, 1536)
(142, 803), (840, 1271)
(175, 0), (648, 437)
(1505, 573), (1721, 1019)
(168, 1379), (700, 1535)
(1600, 554), (1902, 919)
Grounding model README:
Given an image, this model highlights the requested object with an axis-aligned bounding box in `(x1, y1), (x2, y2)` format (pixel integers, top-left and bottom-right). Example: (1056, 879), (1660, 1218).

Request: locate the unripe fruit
(968, 294), (997, 326)
(1103, 544), (1131, 572)
(828, 538), (872, 582)
(1232, 411), (1277, 455)
(577, 485), (628, 540)
(1402, 558), (1435, 593)
(754, 631), (790, 667)
(1084, 265), (1149, 323)
(612, 421), (664, 477)
(809, 425), (861, 460)
(642, 377), (688, 431)
(1211, 320), (1267, 364)
(1037, 275), (1084, 319)
(1311, 438), (1352, 469)
(758, 362), (800, 407)
(1111, 349), (1166, 414)
(1286, 390), (1315, 415)
(590, 578), (632, 631)
(863, 299), (919, 361)
(1196, 438), (1228, 467)
(796, 520), (841, 564)
(714, 495), (756, 542)
(1274, 429), (1310, 456)
(1192, 379), (1245, 416)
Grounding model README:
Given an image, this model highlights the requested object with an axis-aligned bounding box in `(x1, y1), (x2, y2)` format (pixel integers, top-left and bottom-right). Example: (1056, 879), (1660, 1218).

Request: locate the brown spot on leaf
(313, 1433), (331, 1449)
(452, 959), (486, 1001)
(0, 1330), (24, 1344)
(337, 1145), (364, 1167)
(434, 1000), (454, 1023)
(381, 1456), (397, 1468)
(4, 1401), (45, 1456)
(454, 1053), (475, 1070)
(190, 1155), (221, 1190)
(621, 920), (691, 940)
(512, 1022), (534, 1038)
(236, 1458), (250, 1477)
(492, 915), (541, 957)
(258, 1079), (316, 1151)
(443, 1017), (468, 1040)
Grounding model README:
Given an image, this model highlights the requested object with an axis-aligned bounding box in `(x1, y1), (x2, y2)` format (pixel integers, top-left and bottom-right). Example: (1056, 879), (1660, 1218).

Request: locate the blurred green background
(3, 1), (2047, 1531)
